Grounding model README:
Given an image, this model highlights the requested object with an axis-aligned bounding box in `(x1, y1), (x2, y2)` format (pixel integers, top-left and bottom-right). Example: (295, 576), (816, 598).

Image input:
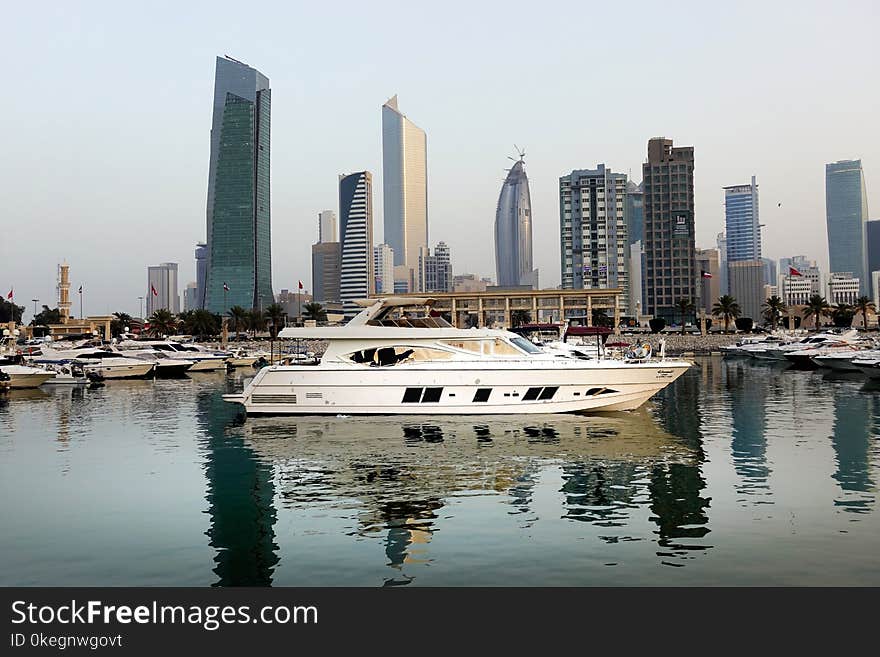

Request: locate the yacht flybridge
(223, 298), (691, 416)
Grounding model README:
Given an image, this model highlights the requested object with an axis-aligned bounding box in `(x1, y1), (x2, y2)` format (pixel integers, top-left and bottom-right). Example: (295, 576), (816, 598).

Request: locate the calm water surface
(1, 357), (879, 586)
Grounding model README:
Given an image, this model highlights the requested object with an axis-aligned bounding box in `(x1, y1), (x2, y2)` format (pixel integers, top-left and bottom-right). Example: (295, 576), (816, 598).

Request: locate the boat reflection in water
(235, 405), (708, 585)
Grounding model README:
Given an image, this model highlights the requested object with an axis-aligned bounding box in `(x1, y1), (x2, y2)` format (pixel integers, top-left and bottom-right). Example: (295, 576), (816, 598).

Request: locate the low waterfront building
(372, 288), (623, 331)
(827, 272), (860, 306)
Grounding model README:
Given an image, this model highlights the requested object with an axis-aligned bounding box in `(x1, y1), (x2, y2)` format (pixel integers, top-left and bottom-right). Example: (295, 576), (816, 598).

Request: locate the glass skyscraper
(494, 155), (537, 288)
(382, 96), (427, 276)
(339, 171), (374, 318)
(826, 160), (869, 295)
(204, 56), (272, 314)
(723, 176), (760, 262)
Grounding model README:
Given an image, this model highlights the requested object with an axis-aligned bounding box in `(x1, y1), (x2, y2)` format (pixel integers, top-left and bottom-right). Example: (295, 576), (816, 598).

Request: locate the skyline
(2, 1), (878, 318)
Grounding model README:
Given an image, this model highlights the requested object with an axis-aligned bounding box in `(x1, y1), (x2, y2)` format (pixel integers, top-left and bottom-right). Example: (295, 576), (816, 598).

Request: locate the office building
(418, 241), (453, 293)
(147, 262), (179, 316)
(453, 274), (491, 294)
(761, 257), (777, 287)
(728, 260), (764, 321)
(724, 176), (761, 262)
(318, 210), (337, 243)
(559, 165), (630, 313)
(393, 265), (414, 294)
(643, 138), (697, 323)
(277, 289), (312, 321)
(382, 95), (427, 280)
(204, 56), (272, 314)
(373, 243), (395, 294)
(495, 154), (537, 288)
(827, 272), (860, 306)
(826, 160), (869, 294)
(339, 171), (374, 317)
(183, 282), (198, 312)
(311, 242), (341, 305)
(195, 242), (208, 309)
(695, 248), (721, 316)
(629, 241), (644, 318)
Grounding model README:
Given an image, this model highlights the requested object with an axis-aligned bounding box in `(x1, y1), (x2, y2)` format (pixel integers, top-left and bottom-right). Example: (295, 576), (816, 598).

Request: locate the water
(1, 357), (879, 586)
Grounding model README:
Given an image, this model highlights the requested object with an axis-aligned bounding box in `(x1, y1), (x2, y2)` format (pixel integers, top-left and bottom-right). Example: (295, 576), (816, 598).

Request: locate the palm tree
(674, 298), (695, 335)
(180, 309), (220, 340)
(510, 310), (531, 328)
(854, 295), (876, 330)
(147, 308), (177, 337)
(248, 309), (266, 338)
(712, 295), (741, 333)
(226, 305), (249, 339)
(761, 295), (787, 330)
(265, 303), (286, 338)
(802, 294), (831, 331)
(303, 302), (327, 322)
(830, 303), (854, 327)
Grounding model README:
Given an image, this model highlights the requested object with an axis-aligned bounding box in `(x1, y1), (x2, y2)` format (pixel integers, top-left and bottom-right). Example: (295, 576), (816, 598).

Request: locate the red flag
(789, 266), (803, 276)
(701, 270), (712, 279)
(223, 282), (230, 292)
(5, 288), (12, 300)
(298, 280), (304, 290)
(151, 284), (158, 296)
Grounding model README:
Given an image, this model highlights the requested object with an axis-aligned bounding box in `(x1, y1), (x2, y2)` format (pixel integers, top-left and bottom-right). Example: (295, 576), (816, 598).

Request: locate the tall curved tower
(495, 154), (537, 288)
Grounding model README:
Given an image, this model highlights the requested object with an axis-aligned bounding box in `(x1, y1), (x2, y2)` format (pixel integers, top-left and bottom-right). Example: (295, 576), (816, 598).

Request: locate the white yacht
(0, 364), (56, 388)
(781, 330), (863, 367)
(753, 330), (858, 361)
(223, 298), (692, 416)
(117, 340), (228, 371)
(33, 345), (156, 379)
(110, 344), (194, 377)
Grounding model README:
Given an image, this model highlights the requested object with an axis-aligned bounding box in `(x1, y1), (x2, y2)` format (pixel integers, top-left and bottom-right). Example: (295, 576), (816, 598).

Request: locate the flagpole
(79, 286), (83, 320)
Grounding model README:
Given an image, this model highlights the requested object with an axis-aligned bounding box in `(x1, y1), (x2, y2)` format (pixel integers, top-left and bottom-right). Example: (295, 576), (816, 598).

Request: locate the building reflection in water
(197, 387), (279, 586)
(648, 362), (712, 564)
(727, 361), (772, 503)
(830, 384), (876, 514)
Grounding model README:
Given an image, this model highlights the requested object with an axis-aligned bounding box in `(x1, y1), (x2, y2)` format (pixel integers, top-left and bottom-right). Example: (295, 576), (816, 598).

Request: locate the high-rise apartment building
(724, 176), (761, 262)
(147, 263), (179, 316)
(339, 171), (374, 317)
(382, 95), (427, 278)
(418, 242), (452, 293)
(195, 243), (208, 309)
(495, 154), (537, 288)
(204, 56), (272, 314)
(643, 138), (697, 323)
(826, 160), (869, 295)
(373, 244), (395, 294)
(318, 210), (337, 243)
(559, 165), (630, 312)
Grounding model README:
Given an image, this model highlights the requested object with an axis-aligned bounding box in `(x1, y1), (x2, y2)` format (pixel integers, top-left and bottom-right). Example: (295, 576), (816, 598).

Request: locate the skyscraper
(382, 95), (427, 278)
(204, 56), (272, 314)
(311, 242), (341, 305)
(728, 260), (764, 321)
(318, 210), (337, 243)
(339, 171), (374, 317)
(717, 232), (728, 296)
(183, 282), (198, 312)
(495, 154), (537, 288)
(695, 248), (720, 316)
(195, 243), (208, 309)
(146, 263), (179, 316)
(826, 160), (869, 294)
(723, 176), (761, 263)
(643, 138), (697, 323)
(560, 165), (630, 311)
(373, 244), (395, 294)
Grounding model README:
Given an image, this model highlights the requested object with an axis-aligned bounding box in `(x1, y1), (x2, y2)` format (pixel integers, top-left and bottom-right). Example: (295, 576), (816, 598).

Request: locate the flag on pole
(151, 284), (159, 297)
(223, 282), (230, 291)
(789, 266), (803, 276)
(298, 280), (303, 290)
(6, 288), (12, 299)
(78, 285), (82, 294)
(701, 270), (713, 279)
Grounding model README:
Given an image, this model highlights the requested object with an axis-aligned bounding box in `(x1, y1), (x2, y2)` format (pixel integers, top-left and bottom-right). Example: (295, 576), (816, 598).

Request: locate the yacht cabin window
(348, 346), (454, 366)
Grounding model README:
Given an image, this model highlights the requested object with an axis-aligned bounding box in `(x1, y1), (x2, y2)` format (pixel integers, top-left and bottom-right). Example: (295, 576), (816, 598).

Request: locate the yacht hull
(5, 372), (56, 389)
(80, 362), (156, 379)
(186, 359), (228, 371)
(811, 355), (860, 372)
(155, 362), (192, 377)
(224, 361), (691, 416)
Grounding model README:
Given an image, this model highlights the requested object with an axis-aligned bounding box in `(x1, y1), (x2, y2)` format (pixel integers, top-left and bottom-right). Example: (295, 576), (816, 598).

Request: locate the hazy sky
(2, 0), (878, 319)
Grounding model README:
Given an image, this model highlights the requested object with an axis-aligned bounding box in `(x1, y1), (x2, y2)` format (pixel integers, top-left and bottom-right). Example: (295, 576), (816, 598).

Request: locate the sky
(1, 0), (878, 320)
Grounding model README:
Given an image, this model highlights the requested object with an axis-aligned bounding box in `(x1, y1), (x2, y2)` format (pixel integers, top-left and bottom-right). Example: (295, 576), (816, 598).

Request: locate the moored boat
(223, 298), (692, 416)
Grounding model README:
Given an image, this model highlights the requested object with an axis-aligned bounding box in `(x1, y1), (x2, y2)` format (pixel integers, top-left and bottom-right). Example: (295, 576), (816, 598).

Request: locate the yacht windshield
(510, 337), (542, 355)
